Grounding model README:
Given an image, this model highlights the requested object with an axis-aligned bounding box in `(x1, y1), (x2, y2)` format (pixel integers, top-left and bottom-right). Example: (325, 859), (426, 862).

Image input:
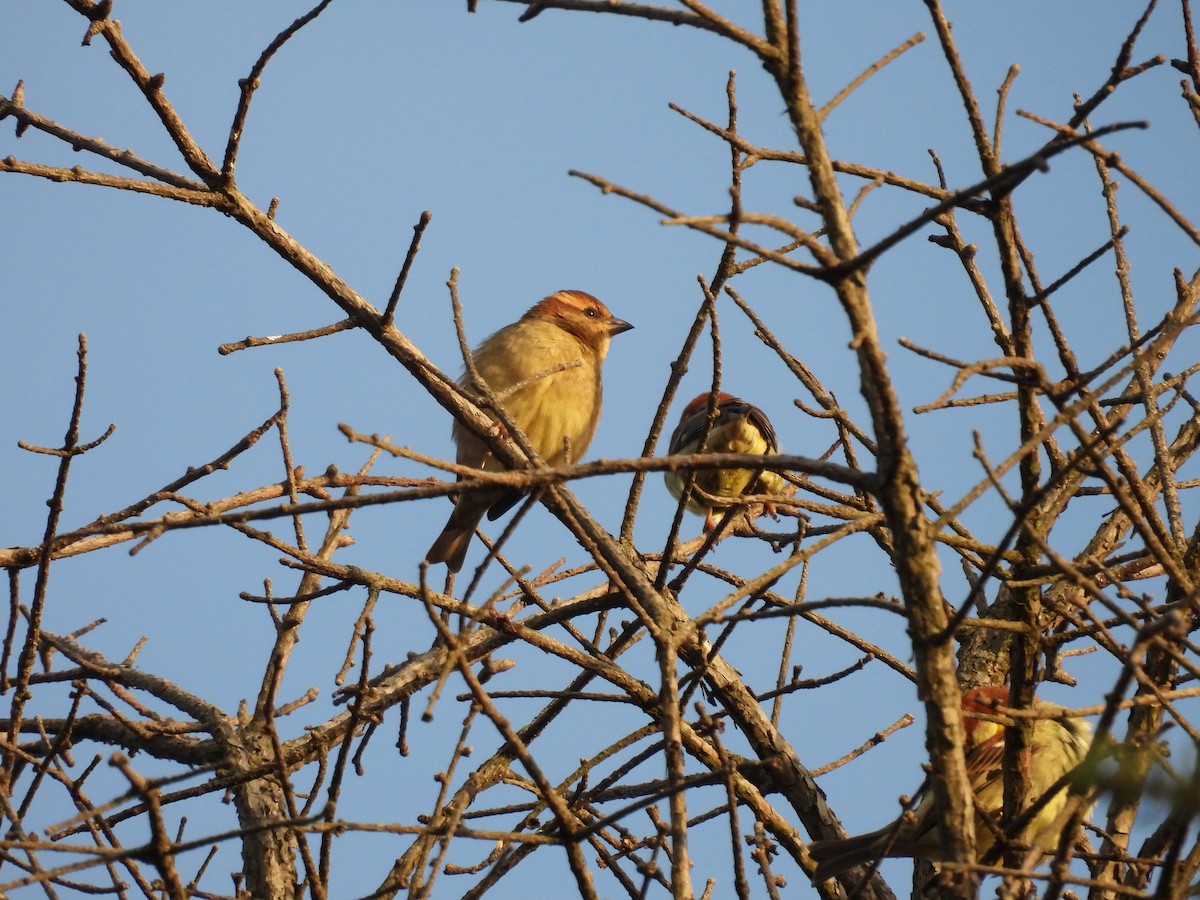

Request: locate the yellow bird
(426, 290), (633, 572)
(664, 392), (787, 530)
(808, 686), (1093, 881)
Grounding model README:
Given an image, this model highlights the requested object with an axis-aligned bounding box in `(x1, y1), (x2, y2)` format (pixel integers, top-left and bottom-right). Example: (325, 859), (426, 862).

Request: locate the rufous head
(961, 685), (1010, 745)
(681, 392), (738, 420)
(524, 290), (633, 358)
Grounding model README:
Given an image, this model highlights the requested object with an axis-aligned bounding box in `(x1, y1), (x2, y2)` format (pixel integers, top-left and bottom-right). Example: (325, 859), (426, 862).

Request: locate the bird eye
(585, 307), (598, 318)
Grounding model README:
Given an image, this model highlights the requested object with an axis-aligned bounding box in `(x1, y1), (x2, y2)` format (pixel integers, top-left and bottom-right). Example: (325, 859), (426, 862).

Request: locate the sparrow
(425, 289), (633, 572)
(808, 686), (1092, 881)
(664, 392), (787, 530)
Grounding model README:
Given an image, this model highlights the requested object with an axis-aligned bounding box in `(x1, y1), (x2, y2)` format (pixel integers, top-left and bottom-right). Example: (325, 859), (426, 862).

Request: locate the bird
(807, 686), (1092, 882)
(664, 392), (787, 530)
(425, 289), (633, 572)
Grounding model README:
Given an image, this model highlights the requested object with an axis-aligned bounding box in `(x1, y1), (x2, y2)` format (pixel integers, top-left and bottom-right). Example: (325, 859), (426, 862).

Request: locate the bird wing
(668, 396), (778, 454)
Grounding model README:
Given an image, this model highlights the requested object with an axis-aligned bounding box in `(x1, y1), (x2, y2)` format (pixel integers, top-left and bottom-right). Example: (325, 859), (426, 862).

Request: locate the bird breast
(457, 319), (602, 468)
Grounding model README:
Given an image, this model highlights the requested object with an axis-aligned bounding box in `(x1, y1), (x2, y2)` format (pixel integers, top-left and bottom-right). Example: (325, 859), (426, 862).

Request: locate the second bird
(426, 290), (633, 572)
(665, 392), (787, 531)
(807, 686), (1093, 882)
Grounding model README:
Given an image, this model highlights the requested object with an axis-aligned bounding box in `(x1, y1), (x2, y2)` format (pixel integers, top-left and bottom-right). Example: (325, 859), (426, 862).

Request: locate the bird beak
(609, 318), (634, 336)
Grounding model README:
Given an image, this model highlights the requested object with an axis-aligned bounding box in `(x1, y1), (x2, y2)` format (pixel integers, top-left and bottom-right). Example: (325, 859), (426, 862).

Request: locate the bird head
(961, 685), (1011, 747)
(525, 290), (633, 358)
(680, 391), (738, 420)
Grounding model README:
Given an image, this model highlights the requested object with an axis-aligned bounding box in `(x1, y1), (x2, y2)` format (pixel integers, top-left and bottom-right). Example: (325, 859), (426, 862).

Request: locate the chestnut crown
(524, 290), (632, 353)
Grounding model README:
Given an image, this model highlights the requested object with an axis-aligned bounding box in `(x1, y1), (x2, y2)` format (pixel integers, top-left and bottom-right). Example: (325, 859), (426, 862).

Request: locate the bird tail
(808, 822), (911, 883)
(425, 524), (472, 573)
(426, 502), (487, 573)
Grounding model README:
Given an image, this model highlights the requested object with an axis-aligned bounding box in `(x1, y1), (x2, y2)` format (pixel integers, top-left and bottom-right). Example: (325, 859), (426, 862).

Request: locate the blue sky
(3, 2), (1198, 897)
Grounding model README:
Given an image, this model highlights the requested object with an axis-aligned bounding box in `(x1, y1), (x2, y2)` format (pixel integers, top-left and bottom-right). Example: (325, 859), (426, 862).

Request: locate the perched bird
(426, 290), (633, 572)
(808, 686), (1092, 882)
(664, 392), (787, 530)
